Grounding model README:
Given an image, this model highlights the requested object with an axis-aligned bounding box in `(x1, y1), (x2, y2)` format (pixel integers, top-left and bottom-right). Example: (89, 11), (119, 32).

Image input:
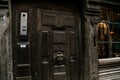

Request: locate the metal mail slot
(20, 12), (28, 35)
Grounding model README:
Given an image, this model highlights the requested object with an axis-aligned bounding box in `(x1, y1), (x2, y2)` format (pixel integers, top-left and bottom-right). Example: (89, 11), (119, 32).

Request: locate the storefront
(98, 1), (120, 79)
(98, 5), (120, 58)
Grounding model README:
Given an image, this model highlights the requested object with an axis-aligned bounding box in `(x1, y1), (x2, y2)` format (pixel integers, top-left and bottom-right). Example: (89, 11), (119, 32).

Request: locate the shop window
(98, 8), (120, 58)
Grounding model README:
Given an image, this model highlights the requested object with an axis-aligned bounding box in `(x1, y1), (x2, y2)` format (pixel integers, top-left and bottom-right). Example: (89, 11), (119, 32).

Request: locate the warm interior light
(98, 21), (108, 34)
(98, 20), (107, 28)
(98, 22), (104, 28)
(110, 31), (115, 35)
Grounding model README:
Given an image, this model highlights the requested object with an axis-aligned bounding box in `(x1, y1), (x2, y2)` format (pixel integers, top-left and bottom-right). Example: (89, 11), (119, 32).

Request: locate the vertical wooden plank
(48, 28), (54, 80)
(30, 8), (40, 80)
(37, 9), (42, 32)
(65, 29), (71, 80)
(69, 31), (79, 80)
(41, 31), (49, 57)
(13, 5), (32, 80)
(42, 62), (49, 80)
(41, 31), (49, 80)
(12, 4), (19, 80)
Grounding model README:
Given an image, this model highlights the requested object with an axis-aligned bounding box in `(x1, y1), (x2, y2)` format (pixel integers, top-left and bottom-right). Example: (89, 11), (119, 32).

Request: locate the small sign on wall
(20, 12), (28, 35)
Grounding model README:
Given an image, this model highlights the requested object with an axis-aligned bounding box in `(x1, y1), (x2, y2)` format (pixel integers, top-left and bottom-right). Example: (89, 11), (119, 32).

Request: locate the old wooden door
(12, 3), (80, 80)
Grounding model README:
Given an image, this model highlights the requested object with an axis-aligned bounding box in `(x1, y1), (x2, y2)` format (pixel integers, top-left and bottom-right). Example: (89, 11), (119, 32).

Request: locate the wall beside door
(83, 0), (101, 80)
(0, 9), (13, 80)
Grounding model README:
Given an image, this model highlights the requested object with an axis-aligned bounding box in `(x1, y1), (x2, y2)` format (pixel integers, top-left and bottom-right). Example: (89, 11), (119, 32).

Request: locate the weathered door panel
(13, 4), (80, 80)
(34, 9), (79, 80)
(12, 5), (32, 80)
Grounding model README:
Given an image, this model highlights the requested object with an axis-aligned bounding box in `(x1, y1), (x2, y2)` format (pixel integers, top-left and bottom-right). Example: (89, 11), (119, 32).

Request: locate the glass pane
(98, 43), (110, 58)
(110, 24), (120, 41)
(111, 43), (120, 57)
(98, 22), (109, 41)
(98, 7), (120, 59)
(109, 9), (120, 22)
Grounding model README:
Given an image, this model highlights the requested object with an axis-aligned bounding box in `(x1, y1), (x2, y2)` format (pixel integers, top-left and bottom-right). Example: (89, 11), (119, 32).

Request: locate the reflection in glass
(109, 9), (120, 22)
(111, 44), (120, 57)
(110, 24), (120, 41)
(98, 8), (120, 59)
(98, 43), (109, 58)
(98, 22), (109, 41)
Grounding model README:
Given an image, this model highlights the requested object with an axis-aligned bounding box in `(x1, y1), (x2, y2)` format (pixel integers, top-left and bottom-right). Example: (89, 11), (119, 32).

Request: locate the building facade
(0, 0), (119, 80)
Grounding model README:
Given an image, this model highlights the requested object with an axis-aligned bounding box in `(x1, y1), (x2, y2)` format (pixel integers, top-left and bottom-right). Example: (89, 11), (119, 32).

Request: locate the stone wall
(83, 0), (100, 80)
(84, 16), (99, 80)
(0, 9), (13, 80)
